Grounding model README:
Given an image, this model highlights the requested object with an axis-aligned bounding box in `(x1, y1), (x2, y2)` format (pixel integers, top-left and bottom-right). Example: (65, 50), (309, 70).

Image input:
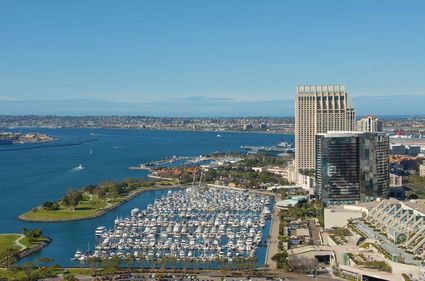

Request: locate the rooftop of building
(348, 200), (382, 209)
(404, 199), (425, 215)
(325, 205), (364, 213)
(360, 114), (379, 120)
(296, 84), (346, 94)
(317, 131), (386, 138)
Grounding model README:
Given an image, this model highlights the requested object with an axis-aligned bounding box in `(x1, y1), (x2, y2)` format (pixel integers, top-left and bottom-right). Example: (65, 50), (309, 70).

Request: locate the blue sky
(0, 0), (424, 116)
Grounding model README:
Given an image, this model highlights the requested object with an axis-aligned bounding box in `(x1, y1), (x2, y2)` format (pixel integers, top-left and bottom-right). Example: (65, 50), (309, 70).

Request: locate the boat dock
(128, 155), (213, 171)
(74, 186), (272, 265)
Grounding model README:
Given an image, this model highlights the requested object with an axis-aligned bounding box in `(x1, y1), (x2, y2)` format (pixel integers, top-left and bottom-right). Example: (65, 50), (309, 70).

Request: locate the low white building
(324, 201), (379, 229)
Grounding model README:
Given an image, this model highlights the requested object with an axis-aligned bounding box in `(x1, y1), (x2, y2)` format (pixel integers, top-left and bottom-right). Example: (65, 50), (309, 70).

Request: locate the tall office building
(357, 114), (383, 132)
(295, 85), (356, 174)
(316, 131), (389, 205)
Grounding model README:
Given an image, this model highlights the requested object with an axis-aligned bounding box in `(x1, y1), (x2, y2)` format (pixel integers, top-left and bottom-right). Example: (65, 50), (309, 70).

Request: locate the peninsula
(0, 228), (50, 267)
(19, 178), (178, 222)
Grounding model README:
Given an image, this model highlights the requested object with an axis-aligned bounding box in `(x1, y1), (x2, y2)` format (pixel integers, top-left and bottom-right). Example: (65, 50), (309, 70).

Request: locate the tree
(139, 254), (145, 272)
(61, 273), (79, 281)
(9, 264), (20, 280)
(62, 188), (83, 210)
(216, 257), (227, 277)
(272, 251), (289, 271)
(2, 248), (19, 268)
(42, 201), (57, 210)
(288, 256), (319, 274)
(22, 262), (35, 280)
(87, 257), (101, 277)
(22, 228), (44, 243)
(124, 255), (135, 273)
(246, 256), (257, 276)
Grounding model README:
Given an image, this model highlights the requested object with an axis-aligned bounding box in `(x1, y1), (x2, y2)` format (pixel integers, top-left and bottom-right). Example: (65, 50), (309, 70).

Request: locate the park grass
(0, 234), (21, 256)
(20, 208), (101, 221)
(0, 267), (63, 280)
(19, 190), (127, 221)
(19, 236), (32, 249)
(0, 268), (27, 280)
(20, 183), (177, 222)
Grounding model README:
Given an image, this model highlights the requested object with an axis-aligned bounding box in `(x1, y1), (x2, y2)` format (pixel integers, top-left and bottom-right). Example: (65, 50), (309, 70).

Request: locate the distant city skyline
(1, 0), (425, 116)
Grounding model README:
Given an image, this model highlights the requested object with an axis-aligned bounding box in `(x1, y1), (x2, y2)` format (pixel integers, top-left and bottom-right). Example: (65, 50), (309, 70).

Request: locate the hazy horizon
(0, 95), (424, 117)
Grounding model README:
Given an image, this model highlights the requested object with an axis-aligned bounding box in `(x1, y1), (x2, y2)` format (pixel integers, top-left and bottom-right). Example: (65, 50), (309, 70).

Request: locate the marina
(74, 186), (273, 266)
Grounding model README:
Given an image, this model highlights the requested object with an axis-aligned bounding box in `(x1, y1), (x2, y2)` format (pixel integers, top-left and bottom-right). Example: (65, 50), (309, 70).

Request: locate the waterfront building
(357, 114), (382, 132)
(365, 198), (425, 260)
(294, 85), (356, 175)
(316, 131), (389, 205)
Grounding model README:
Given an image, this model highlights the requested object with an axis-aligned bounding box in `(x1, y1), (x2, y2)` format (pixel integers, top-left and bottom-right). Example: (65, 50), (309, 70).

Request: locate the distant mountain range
(0, 95), (423, 117)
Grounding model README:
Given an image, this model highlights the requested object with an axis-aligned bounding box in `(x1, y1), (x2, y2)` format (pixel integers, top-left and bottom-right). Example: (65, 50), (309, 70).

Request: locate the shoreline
(18, 185), (182, 223)
(0, 234), (52, 266)
(2, 126), (295, 136)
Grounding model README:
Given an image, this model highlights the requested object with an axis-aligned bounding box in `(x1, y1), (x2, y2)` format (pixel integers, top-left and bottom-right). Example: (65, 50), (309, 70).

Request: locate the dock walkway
(266, 195), (281, 270)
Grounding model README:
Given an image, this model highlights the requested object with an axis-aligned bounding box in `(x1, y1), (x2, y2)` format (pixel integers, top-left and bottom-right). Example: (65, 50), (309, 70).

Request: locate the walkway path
(266, 195), (281, 270)
(15, 234), (27, 251)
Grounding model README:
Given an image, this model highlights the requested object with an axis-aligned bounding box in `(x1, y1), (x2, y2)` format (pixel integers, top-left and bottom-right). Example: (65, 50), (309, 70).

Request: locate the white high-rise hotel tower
(295, 85), (356, 174)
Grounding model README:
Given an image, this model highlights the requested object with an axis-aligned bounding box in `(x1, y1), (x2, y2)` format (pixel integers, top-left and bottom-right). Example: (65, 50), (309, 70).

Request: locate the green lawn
(0, 234), (21, 256)
(20, 191), (121, 221)
(20, 192), (137, 221)
(20, 182), (175, 222)
(20, 208), (101, 221)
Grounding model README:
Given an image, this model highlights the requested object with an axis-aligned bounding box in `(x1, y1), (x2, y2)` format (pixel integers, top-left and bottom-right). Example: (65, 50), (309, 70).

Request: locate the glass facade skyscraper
(316, 131), (389, 205)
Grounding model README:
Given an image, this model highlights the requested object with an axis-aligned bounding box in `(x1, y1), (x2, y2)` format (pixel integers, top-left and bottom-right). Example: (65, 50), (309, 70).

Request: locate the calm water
(0, 128), (291, 266)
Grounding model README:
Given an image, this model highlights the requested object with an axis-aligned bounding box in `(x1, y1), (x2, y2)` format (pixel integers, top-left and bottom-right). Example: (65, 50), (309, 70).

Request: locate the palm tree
(182, 258), (188, 273)
(216, 257), (227, 277)
(139, 254), (145, 272)
(159, 256), (167, 271)
(87, 257), (101, 277)
(124, 255), (135, 273)
(246, 256), (257, 277)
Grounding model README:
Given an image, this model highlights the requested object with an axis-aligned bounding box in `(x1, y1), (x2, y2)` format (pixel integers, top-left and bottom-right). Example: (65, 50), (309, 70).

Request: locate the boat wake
(71, 164), (84, 171)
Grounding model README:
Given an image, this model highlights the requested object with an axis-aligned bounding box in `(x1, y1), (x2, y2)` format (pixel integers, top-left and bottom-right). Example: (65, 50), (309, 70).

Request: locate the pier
(129, 156), (212, 171)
